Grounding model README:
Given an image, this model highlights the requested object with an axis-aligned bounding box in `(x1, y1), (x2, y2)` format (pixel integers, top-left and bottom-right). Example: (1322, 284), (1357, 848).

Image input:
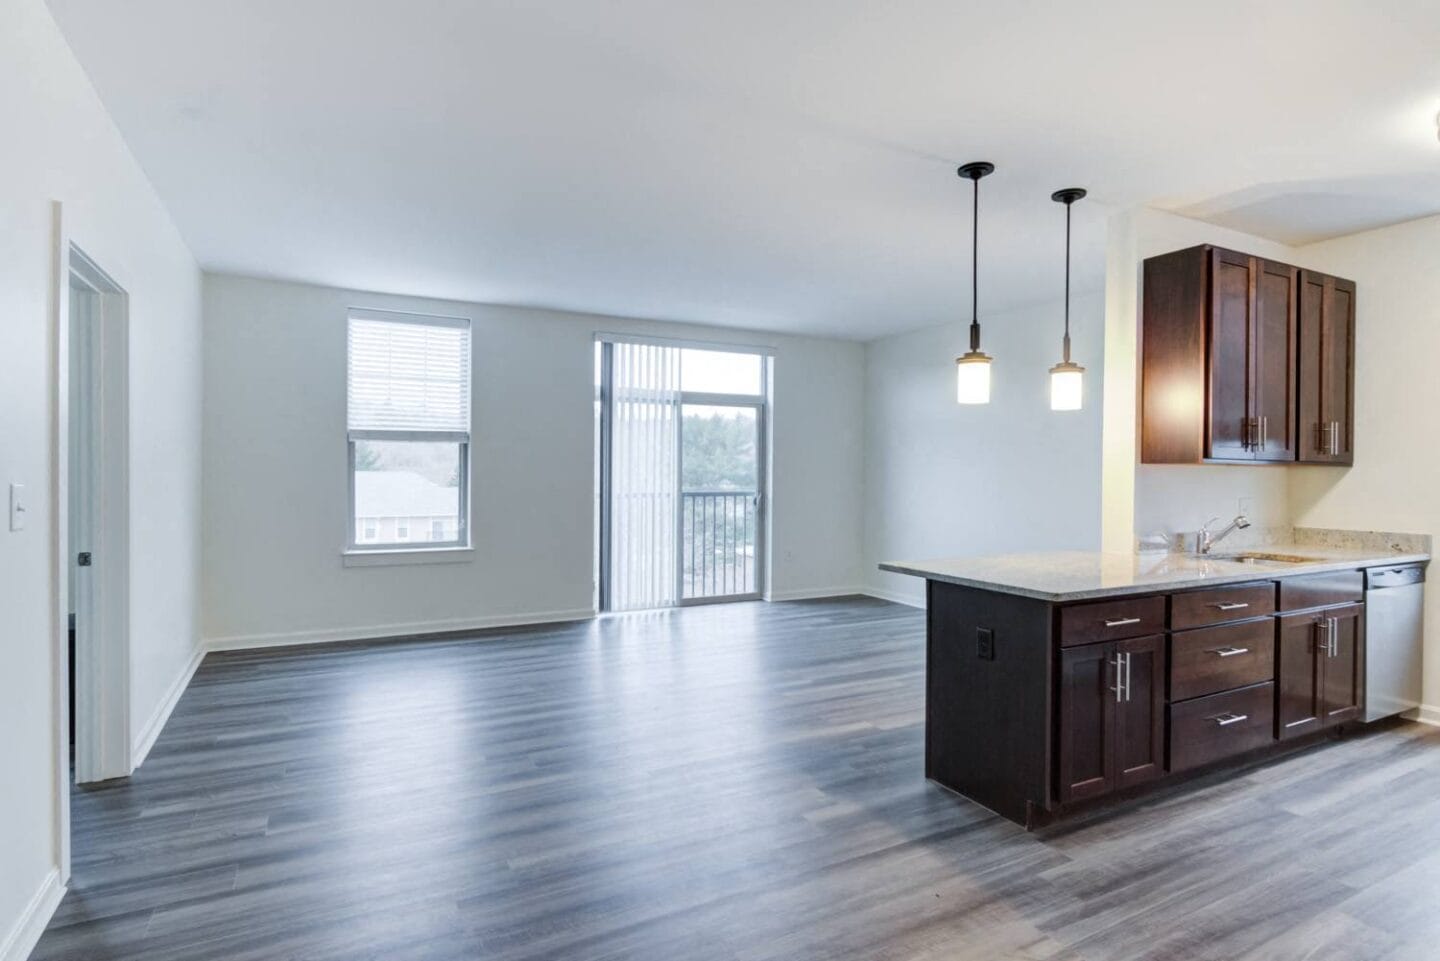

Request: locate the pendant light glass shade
(955, 162), (995, 405)
(1049, 361), (1084, 410)
(956, 351), (992, 404)
(1049, 187), (1087, 411)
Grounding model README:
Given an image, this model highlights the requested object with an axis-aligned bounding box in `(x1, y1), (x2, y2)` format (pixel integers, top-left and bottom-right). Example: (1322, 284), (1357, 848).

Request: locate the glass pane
(353, 439), (463, 546)
(681, 404), (759, 599)
(680, 348), (762, 395)
(681, 405), (757, 492)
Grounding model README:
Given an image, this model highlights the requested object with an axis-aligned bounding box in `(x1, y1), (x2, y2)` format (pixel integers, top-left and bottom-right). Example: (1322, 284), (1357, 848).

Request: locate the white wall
(201, 274), (864, 646)
(1287, 214), (1440, 717)
(862, 293), (1106, 606)
(0, 0), (202, 956)
(1102, 207), (1302, 549)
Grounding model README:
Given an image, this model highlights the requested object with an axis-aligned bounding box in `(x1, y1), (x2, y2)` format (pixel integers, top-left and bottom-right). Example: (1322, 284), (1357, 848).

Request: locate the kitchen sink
(1206, 552), (1319, 565)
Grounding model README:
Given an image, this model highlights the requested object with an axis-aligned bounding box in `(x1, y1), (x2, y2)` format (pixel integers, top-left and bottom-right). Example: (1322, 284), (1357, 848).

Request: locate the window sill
(342, 546), (475, 568)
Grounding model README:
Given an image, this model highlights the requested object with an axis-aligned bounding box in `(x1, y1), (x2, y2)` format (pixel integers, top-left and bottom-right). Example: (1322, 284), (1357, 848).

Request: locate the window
(431, 518), (445, 541)
(347, 308), (470, 551)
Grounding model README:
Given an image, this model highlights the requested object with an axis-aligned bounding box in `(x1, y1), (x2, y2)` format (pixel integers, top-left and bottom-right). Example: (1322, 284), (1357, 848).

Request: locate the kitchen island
(881, 532), (1429, 828)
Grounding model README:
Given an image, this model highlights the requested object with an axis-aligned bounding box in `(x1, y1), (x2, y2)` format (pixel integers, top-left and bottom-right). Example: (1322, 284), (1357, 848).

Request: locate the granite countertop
(879, 532), (1430, 603)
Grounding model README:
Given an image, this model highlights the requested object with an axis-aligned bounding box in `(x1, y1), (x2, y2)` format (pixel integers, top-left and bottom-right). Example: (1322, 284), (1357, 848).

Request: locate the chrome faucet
(1195, 514), (1251, 554)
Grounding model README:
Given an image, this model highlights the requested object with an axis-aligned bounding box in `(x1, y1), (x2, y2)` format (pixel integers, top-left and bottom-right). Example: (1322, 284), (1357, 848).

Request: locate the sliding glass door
(680, 401), (763, 603)
(598, 340), (768, 611)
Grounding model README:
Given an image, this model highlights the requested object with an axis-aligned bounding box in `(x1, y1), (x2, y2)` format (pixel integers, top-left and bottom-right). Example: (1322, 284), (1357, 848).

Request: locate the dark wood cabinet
(1277, 602), (1364, 740)
(1142, 245), (1348, 465)
(1298, 270), (1356, 464)
(1058, 635), (1164, 803)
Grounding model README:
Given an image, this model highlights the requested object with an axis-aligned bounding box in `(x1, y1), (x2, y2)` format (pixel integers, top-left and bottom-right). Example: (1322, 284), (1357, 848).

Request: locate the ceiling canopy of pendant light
(955, 161), (995, 405)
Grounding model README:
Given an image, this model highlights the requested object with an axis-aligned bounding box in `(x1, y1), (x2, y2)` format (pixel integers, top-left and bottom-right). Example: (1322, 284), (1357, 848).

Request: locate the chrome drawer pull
(1210, 712), (1249, 727)
(1104, 616), (1142, 628)
(1209, 646), (1250, 658)
(1212, 602), (1250, 611)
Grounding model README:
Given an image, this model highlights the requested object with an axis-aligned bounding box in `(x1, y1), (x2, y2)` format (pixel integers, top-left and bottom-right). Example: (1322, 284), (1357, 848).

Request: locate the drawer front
(1170, 619), (1276, 702)
(1169, 682), (1275, 772)
(1059, 595), (1166, 647)
(1170, 582), (1276, 630)
(1278, 570), (1363, 611)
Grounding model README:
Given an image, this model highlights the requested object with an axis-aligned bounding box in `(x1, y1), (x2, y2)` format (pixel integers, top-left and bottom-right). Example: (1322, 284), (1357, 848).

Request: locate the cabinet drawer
(1278, 570), (1363, 611)
(1170, 582), (1275, 630)
(1170, 619), (1276, 702)
(1059, 595), (1166, 648)
(1169, 682), (1275, 772)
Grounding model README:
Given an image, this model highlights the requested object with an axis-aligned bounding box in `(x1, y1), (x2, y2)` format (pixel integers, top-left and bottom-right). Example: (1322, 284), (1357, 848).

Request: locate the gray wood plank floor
(33, 596), (1440, 960)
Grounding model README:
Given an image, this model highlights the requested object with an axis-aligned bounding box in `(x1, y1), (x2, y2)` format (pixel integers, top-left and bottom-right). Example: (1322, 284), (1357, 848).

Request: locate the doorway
(597, 338), (770, 612)
(65, 244), (132, 787)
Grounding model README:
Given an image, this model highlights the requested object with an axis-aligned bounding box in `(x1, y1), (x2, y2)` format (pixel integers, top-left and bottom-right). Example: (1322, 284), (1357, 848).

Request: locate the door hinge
(77, 551), (92, 567)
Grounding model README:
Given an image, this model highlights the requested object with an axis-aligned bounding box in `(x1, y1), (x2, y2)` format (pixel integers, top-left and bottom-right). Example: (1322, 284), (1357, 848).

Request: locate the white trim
(1410, 704), (1440, 727)
(205, 608), (597, 652)
(347, 305), (469, 328)
(47, 201), (72, 884)
(0, 868), (64, 961)
(594, 330), (776, 356)
(860, 586), (926, 609)
(342, 546), (476, 567)
(766, 586), (866, 602)
(130, 645), (204, 769)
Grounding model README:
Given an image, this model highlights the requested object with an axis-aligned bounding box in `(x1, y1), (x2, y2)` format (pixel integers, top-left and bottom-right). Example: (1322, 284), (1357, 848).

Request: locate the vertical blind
(348, 310), (471, 433)
(609, 341), (681, 611)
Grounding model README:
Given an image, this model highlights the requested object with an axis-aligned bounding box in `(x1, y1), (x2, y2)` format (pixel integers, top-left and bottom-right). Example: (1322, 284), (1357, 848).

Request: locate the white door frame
(49, 202), (133, 879)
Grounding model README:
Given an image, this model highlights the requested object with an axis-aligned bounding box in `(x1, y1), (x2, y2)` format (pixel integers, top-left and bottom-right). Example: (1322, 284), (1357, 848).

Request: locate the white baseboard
(767, 586), (865, 602)
(860, 586), (925, 609)
(0, 869), (63, 961)
(131, 644), (205, 770)
(1411, 704), (1440, 727)
(205, 608), (597, 653)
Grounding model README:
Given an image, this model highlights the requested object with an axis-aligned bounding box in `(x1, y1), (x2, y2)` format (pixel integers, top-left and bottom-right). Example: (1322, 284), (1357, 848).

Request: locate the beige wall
(1288, 214), (1440, 718)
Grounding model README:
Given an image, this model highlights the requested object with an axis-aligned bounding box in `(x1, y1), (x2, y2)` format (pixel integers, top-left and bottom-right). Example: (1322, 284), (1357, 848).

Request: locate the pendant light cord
(1062, 199), (1071, 363)
(969, 173), (980, 352)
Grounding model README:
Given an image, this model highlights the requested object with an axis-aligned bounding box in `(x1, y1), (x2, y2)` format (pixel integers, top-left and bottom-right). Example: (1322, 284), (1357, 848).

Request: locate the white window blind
(348, 310), (471, 434)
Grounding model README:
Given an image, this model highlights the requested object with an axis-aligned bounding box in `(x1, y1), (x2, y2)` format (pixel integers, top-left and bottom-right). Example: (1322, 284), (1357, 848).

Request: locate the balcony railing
(682, 490), (758, 599)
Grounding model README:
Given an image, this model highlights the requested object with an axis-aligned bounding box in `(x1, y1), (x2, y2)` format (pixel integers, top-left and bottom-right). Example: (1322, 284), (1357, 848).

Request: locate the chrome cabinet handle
(1330, 617), (1339, 657)
(1110, 653), (1125, 702)
(1330, 421), (1340, 456)
(1213, 602), (1250, 611)
(1104, 616), (1141, 628)
(1210, 646), (1250, 658)
(1259, 414), (1268, 450)
(1210, 712), (1249, 727)
(1125, 652), (1132, 703)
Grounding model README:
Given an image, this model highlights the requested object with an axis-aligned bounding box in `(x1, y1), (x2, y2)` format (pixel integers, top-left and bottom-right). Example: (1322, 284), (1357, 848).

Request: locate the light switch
(9, 484), (26, 532)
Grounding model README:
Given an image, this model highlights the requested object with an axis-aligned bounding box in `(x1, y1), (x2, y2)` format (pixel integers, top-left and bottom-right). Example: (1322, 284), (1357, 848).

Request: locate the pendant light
(1048, 187), (1087, 411)
(955, 161), (995, 404)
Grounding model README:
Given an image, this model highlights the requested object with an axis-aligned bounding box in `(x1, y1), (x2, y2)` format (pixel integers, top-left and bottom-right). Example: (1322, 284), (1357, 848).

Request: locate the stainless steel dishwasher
(1364, 564), (1426, 721)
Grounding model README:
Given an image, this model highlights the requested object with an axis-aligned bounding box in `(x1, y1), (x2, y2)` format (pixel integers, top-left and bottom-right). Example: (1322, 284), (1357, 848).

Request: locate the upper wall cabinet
(1141, 245), (1355, 466)
(1297, 270), (1356, 465)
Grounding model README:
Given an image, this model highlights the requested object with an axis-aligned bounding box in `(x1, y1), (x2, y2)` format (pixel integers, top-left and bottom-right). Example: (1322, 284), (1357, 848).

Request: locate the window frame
(345, 308), (472, 556)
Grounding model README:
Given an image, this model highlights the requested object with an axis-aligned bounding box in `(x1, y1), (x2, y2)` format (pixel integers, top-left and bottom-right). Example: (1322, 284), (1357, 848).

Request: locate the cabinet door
(1207, 249), (1255, 460)
(1252, 259), (1297, 461)
(1298, 271), (1356, 464)
(1058, 643), (1116, 803)
(1320, 603), (1365, 725)
(1114, 635), (1166, 789)
(1277, 611), (1324, 740)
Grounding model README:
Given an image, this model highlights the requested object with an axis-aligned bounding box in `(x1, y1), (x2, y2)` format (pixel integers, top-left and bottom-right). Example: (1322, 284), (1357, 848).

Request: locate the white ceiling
(46, 0), (1440, 339)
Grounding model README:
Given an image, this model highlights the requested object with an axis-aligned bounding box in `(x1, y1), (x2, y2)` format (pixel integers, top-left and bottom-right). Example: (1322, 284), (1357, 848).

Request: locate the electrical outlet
(976, 626), (995, 661)
(9, 484), (26, 532)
